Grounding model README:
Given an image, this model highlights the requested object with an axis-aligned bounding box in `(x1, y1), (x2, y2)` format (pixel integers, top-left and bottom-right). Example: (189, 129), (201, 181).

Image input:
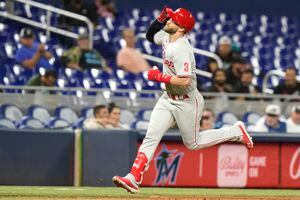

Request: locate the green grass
(0, 186), (299, 199)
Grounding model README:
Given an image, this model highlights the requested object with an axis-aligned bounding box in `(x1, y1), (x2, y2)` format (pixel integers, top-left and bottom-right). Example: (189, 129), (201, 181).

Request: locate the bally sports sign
(142, 142), (300, 188)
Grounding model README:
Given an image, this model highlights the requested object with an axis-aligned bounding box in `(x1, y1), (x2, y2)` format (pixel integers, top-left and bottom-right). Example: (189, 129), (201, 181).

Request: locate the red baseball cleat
(236, 121), (254, 149)
(112, 174), (139, 194)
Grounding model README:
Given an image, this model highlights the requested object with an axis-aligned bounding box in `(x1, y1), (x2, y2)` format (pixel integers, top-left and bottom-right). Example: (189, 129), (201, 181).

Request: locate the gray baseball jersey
(154, 30), (197, 95)
(138, 30), (243, 161)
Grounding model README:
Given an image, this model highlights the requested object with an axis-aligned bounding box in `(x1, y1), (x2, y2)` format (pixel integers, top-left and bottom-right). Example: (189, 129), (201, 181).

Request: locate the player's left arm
(147, 67), (191, 86)
(169, 76), (191, 86)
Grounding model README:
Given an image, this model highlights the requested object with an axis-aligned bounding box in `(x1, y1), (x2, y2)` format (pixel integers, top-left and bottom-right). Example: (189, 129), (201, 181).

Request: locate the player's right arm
(146, 6), (169, 44)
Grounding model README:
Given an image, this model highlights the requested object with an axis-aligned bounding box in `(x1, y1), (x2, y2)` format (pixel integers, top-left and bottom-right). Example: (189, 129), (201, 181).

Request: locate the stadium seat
(120, 109), (136, 126)
(27, 105), (51, 124)
(72, 117), (86, 129)
(0, 7), (299, 94)
(54, 106), (78, 124)
(0, 104), (23, 122)
(136, 109), (152, 121)
(247, 124), (257, 132)
(81, 107), (94, 118)
(47, 118), (71, 130)
(242, 112), (261, 126)
(216, 111), (239, 125)
(17, 116), (44, 129)
(131, 120), (149, 130)
(0, 117), (16, 129)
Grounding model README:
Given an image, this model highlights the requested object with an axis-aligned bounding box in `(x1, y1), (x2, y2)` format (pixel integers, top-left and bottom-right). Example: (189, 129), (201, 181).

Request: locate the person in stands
(106, 103), (129, 129)
(26, 70), (57, 94)
(274, 67), (300, 95)
(206, 69), (232, 93)
(200, 109), (216, 131)
(251, 104), (287, 133)
(116, 28), (150, 74)
(286, 105), (300, 133)
(233, 69), (260, 100)
(61, 33), (112, 73)
(15, 27), (53, 72)
(207, 36), (242, 73)
(83, 105), (110, 129)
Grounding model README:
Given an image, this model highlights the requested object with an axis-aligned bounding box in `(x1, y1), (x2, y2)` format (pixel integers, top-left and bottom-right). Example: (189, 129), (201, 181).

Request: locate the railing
(0, 84), (299, 101)
(0, 84), (299, 117)
(262, 69), (300, 94)
(262, 70), (285, 94)
(0, 0), (94, 48)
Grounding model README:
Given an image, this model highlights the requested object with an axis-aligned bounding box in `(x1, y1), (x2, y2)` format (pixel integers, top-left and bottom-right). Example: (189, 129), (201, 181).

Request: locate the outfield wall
(142, 142), (300, 188)
(81, 130), (138, 186)
(0, 129), (74, 186)
(141, 133), (300, 188)
(0, 128), (299, 188)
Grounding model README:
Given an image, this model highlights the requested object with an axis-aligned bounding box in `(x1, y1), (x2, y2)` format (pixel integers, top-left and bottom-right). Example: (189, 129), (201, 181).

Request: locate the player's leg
(183, 121), (252, 150)
(175, 91), (253, 151)
(113, 96), (175, 193)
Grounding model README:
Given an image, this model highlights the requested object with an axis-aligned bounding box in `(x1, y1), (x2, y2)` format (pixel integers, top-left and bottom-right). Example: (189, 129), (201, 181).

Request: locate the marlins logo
(154, 145), (184, 185)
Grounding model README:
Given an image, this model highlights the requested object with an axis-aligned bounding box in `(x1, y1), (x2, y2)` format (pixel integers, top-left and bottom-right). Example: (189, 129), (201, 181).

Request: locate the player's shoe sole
(112, 176), (139, 194)
(236, 121), (254, 149)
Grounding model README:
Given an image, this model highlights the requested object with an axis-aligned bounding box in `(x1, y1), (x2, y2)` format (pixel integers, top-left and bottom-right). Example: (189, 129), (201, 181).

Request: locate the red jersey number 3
(184, 62), (189, 72)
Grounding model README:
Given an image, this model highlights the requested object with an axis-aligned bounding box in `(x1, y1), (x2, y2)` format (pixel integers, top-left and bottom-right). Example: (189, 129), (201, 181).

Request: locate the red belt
(167, 93), (189, 100)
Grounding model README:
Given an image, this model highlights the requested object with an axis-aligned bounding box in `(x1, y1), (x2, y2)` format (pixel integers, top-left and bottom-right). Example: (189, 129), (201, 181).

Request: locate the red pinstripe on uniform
(194, 97), (200, 147)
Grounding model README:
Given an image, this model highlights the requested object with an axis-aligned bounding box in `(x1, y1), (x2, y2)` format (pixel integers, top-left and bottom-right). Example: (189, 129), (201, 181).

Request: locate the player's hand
(147, 66), (161, 81)
(157, 6), (170, 23)
(147, 66), (172, 83)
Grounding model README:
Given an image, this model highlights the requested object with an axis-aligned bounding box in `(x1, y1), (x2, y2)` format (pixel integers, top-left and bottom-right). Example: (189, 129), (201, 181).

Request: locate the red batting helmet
(166, 8), (195, 32)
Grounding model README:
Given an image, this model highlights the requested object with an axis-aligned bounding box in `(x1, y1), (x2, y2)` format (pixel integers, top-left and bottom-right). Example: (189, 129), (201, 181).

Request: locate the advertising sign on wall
(281, 144), (300, 188)
(142, 142), (279, 188)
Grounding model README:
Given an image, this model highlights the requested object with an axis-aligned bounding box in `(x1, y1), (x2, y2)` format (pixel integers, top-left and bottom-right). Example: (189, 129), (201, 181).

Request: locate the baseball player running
(112, 7), (253, 193)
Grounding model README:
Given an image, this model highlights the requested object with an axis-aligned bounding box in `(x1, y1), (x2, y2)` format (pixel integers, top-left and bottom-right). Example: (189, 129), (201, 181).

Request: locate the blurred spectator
(207, 36), (242, 73)
(233, 69), (260, 100)
(26, 70), (57, 94)
(117, 28), (150, 74)
(15, 28), (53, 72)
(287, 105), (300, 133)
(107, 103), (129, 129)
(26, 70), (57, 87)
(200, 109), (215, 131)
(225, 56), (248, 88)
(95, 0), (117, 18)
(206, 69), (232, 93)
(83, 105), (109, 129)
(196, 77), (204, 92)
(251, 104), (287, 133)
(61, 0), (97, 26)
(61, 34), (112, 73)
(273, 67), (300, 95)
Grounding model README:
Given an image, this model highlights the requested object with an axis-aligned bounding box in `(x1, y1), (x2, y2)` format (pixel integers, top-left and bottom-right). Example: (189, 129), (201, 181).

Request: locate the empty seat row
(0, 103), (148, 130)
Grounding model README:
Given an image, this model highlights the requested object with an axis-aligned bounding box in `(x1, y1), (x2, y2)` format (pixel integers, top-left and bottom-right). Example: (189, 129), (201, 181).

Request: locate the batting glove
(157, 6), (170, 23)
(147, 66), (172, 83)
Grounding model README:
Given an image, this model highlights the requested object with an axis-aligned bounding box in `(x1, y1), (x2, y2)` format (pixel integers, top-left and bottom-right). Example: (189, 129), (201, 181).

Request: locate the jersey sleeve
(173, 45), (192, 77)
(153, 30), (168, 45)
